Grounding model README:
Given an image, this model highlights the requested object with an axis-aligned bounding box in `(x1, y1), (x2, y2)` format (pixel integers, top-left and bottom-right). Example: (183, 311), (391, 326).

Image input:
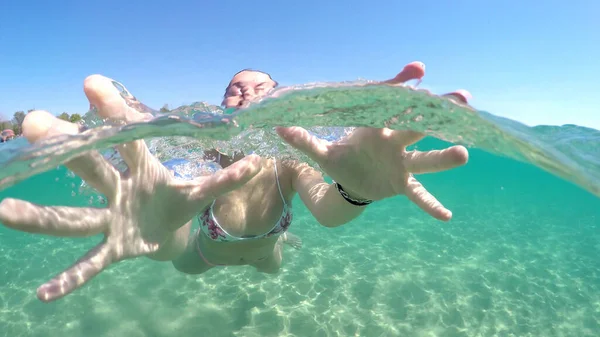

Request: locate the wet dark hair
(223, 69), (279, 99)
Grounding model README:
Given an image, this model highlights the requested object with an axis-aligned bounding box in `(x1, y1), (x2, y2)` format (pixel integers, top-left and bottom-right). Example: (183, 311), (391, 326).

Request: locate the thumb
(275, 126), (328, 162)
(83, 75), (153, 123)
(22, 110), (80, 143)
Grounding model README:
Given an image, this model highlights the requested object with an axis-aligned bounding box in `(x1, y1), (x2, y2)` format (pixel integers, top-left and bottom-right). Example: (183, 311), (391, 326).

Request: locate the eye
(255, 82), (272, 92)
(225, 86), (242, 97)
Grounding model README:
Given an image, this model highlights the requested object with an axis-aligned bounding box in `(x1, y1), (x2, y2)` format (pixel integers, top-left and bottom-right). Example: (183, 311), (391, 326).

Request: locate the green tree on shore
(58, 112), (83, 123)
(69, 113), (82, 123)
(159, 104), (170, 113)
(12, 111), (26, 135)
(0, 120), (12, 131)
(57, 112), (70, 121)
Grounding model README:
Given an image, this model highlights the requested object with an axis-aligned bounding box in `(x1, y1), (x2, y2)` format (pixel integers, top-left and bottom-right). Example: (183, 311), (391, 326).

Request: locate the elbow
(312, 204), (366, 228)
(311, 207), (364, 228)
(316, 216), (350, 228)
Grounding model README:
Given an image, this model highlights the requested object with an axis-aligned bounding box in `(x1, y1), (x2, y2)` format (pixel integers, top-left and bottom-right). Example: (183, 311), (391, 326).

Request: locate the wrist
(147, 222), (191, 261)
(334, 182), (373, 207)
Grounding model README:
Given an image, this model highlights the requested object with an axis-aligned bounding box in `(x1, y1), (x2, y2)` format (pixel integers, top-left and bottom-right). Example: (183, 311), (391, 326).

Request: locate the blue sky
(1, 0), (598, 129)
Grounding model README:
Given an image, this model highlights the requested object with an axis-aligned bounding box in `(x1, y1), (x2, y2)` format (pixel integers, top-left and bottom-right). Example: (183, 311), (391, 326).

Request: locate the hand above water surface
(0, 75), (263, 302)
(381, 61), (426, 87)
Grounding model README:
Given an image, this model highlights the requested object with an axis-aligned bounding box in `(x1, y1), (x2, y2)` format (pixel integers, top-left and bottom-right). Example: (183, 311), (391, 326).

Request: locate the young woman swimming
(0, 63), (470, 302)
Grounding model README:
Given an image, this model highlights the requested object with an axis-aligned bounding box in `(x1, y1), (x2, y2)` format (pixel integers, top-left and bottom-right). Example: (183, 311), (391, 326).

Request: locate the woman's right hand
(0, 75), (262, 302)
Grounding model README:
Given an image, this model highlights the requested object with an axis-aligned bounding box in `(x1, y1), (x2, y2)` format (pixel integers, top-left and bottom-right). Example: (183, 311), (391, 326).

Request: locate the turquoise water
(0, 84), (599, 336)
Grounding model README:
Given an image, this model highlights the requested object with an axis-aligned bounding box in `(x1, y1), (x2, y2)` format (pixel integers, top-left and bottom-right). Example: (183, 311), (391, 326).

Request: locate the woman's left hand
(275, 126), (468, 221)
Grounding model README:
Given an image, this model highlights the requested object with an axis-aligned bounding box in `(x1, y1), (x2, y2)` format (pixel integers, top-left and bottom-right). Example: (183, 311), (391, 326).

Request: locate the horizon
(1, 1), (598, 129)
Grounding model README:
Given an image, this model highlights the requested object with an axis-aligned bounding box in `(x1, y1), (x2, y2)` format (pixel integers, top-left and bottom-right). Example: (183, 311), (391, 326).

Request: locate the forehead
(229, 70), (274, 85)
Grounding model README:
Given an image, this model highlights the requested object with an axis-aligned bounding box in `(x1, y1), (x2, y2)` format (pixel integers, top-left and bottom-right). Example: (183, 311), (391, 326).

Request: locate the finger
(383, 61), (426, 85)
(0, 198), (109, 237)
(275, 126), (328, 162)
(404, 145), (469, 174)
(175, 154), (263, 203)
(386, 129), (425, 146)
(83, 75), (153, 123)
(23, 110), (81, 143)
(66, 152), (120, 197)
(23, 110), (120, 196)
(116, 140), (155, 177)
(442, 89), (472, 104)
(37, 242), (112, 302)
(83, 75), (153, 174)
(404, 176), (452, 221)
(135, 240), (161, 256)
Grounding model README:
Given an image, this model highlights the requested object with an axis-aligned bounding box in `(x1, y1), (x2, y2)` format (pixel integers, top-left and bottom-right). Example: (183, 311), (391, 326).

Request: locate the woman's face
(222, 70), (277, 108)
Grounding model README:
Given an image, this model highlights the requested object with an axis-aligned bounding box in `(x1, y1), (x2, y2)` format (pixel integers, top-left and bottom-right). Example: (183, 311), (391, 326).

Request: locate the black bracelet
(334, 182), (373, 207)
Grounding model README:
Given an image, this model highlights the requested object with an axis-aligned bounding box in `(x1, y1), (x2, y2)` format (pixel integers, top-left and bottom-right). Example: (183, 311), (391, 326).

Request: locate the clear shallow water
(0, 84), (599, 336)
(1, 84), (599, 195)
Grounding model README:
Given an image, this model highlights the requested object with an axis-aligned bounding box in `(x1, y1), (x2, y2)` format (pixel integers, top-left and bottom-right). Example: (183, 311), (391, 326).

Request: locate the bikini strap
(273, 159), (286, 203)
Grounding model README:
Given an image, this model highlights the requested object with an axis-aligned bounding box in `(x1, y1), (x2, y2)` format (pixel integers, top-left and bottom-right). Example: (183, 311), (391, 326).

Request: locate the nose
(240, 85), (251, 93)
(240, 85), (255, 100)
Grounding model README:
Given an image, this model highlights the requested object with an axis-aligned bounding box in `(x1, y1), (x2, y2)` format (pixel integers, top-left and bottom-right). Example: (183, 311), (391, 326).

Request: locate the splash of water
(0, 82), (598, 197)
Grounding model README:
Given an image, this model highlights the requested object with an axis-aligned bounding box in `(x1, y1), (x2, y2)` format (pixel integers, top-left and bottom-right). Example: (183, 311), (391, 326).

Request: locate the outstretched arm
(0, 75), (263, 302)
(287, 161), (368, 228)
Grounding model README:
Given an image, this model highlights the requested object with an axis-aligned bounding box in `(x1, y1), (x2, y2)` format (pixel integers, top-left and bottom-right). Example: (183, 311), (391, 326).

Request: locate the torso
(197, 157), (296, 265)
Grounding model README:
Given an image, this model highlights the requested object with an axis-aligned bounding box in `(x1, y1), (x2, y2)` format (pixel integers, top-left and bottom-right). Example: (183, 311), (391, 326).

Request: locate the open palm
(276, 126), (468, 221)
(0, 75), (262, 302)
